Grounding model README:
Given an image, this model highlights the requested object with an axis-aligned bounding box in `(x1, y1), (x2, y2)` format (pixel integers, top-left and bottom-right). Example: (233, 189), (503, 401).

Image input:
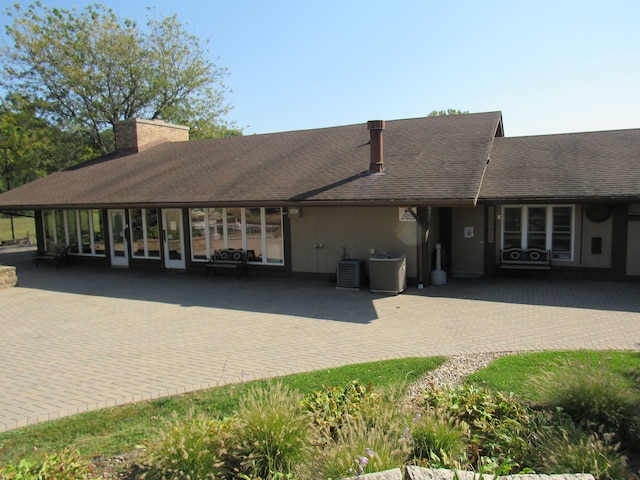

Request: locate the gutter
(0, 211), (35, 218)
(480, 195), (638, 204)
(0, 198), (480, 211)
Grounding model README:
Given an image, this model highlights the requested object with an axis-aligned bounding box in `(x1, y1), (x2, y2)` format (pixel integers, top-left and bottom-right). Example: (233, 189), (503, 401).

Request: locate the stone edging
(0, 265), (18, 289)
(342, 466), (595, 480)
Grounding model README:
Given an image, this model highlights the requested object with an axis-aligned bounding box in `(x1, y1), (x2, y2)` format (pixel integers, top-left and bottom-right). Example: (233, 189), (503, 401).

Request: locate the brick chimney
(114, 118), (190, 154)
(367, 120), (385, 173)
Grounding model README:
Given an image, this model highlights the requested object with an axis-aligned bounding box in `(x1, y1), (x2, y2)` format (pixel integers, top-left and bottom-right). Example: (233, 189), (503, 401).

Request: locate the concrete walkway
(1, 246), (639, 432)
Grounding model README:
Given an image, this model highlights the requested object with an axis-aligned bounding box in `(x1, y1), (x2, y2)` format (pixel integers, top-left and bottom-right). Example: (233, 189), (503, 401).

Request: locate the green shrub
(229, 381), (314, 479)
(301, 380), (377, 440)
(537, 426), (630, 480)
(0, 448), (95, 480)
(422, 385), (538, 473)
(0, 459), (38, 480)
(140, 411), (230, 479)
(302, 399), (412, 479)
(410, 408), (469, 469)
(531, 357), (640, 445)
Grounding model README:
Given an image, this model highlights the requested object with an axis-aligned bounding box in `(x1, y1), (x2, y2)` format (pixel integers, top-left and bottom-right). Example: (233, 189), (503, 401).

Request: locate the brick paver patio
(1, 246), (639, 432)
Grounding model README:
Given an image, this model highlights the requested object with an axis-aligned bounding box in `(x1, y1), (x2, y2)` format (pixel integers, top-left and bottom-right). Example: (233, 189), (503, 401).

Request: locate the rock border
(341, 466), (595, 480)
(0, 265), (18, 289)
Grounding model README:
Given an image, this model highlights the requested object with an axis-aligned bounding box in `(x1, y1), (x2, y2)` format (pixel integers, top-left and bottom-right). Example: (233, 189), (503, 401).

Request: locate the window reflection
(79, 210), (91, 253)
(54, 210), (66, 246)
(190, 208), (206, 259)
(188, 207), (284, 265)
(245, 207), (262, 259)
(265, 207), (283, 263)
(147, 210), (160, 257)
(43, 211), (55, 246)
(226, 208), (243, 250)
(42, 209), (105, 257)
(67, 211), (79, 253)
(130, 208), (160, 258)
(502, 205), (574, 261)
(503, 208), (521, 250)
(209, 208), (224, 254)
(93, 211), (105, 254)
(552, 207), (572, 260)
(527, 207), (546, 250)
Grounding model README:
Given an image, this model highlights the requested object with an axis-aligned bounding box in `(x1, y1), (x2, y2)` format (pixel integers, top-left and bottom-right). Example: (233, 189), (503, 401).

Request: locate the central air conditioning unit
(369, 253), (406, 294)
(336, 259), (364, 289)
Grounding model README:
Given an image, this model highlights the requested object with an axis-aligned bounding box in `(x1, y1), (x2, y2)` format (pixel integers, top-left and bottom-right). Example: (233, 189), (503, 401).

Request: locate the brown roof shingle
(481, 129), (640, 201)
(0, 112), (503, 209)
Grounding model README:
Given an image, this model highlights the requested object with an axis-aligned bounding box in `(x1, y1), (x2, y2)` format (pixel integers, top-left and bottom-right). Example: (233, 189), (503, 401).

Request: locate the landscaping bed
(1, 351), (639, 479)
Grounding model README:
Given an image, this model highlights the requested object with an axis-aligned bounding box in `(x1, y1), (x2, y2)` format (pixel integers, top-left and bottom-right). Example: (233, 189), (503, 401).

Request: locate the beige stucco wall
(626, 221), (640, 276)
(581, 210), (612, 268)
(289, 206), (418, 278)
(451, 207), (484, 277)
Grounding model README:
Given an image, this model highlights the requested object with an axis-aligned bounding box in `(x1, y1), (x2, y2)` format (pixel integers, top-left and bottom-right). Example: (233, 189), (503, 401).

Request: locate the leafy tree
(1, 2), (238, 154)
(0, 94), (96, 193)
(428, 108), (470, 116)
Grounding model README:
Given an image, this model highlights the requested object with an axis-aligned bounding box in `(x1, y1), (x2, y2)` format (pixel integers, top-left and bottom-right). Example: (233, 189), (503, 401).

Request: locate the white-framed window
(501, 205), (574, 261)
(189, 207), (284, 265)
(42, 209), (105, 256)
(129, 208), (161, 259)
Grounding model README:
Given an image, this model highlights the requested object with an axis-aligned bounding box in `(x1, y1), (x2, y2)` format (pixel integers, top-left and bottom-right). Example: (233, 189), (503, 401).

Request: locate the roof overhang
(0, 198), (480, 211)
(478, 195), (640, 204)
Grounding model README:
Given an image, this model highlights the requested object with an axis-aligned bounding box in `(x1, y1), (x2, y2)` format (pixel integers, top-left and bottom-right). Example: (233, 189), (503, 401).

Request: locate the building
(0, 112), (638, 283)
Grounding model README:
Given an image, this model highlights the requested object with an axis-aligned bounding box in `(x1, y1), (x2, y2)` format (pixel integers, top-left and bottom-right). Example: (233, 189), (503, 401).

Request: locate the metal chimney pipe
(367, 120), (385, 173)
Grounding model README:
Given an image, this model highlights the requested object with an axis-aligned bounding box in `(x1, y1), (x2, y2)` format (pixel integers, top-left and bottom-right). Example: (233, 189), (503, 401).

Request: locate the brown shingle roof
(0, 112), (502, 209)
(481, 129), (640, 201)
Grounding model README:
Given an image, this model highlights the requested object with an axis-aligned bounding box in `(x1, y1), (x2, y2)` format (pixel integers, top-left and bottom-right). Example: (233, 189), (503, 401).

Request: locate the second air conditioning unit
(336, 259), (364, 289)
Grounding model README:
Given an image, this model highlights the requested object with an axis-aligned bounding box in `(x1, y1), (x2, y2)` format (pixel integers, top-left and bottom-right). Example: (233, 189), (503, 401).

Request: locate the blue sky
(2, 0), (639, 137)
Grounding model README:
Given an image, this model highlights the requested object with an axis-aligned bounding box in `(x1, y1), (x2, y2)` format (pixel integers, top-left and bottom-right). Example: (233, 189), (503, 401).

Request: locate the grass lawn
(465, 350), (640, 402)
(0, 215), (35, 243)
(0, 357), (445, 466)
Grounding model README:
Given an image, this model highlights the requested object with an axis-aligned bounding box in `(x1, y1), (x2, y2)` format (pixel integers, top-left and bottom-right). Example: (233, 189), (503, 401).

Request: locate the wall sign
(399, 207), (416, 221)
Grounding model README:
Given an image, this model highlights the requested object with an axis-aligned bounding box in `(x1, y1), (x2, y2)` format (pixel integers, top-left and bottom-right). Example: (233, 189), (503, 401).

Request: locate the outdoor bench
(500, 248), (551, 270)
(33, 244), (70, 268)
(205, 248), (256, 278)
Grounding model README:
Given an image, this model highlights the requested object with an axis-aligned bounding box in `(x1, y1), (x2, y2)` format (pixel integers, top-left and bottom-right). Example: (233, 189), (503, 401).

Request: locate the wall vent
(336, 259), (364, 289)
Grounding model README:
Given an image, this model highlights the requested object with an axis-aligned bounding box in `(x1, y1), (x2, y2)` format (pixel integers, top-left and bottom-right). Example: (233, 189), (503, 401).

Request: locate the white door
(162, 209), (185, 269)
(108, 209), (129, 267)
